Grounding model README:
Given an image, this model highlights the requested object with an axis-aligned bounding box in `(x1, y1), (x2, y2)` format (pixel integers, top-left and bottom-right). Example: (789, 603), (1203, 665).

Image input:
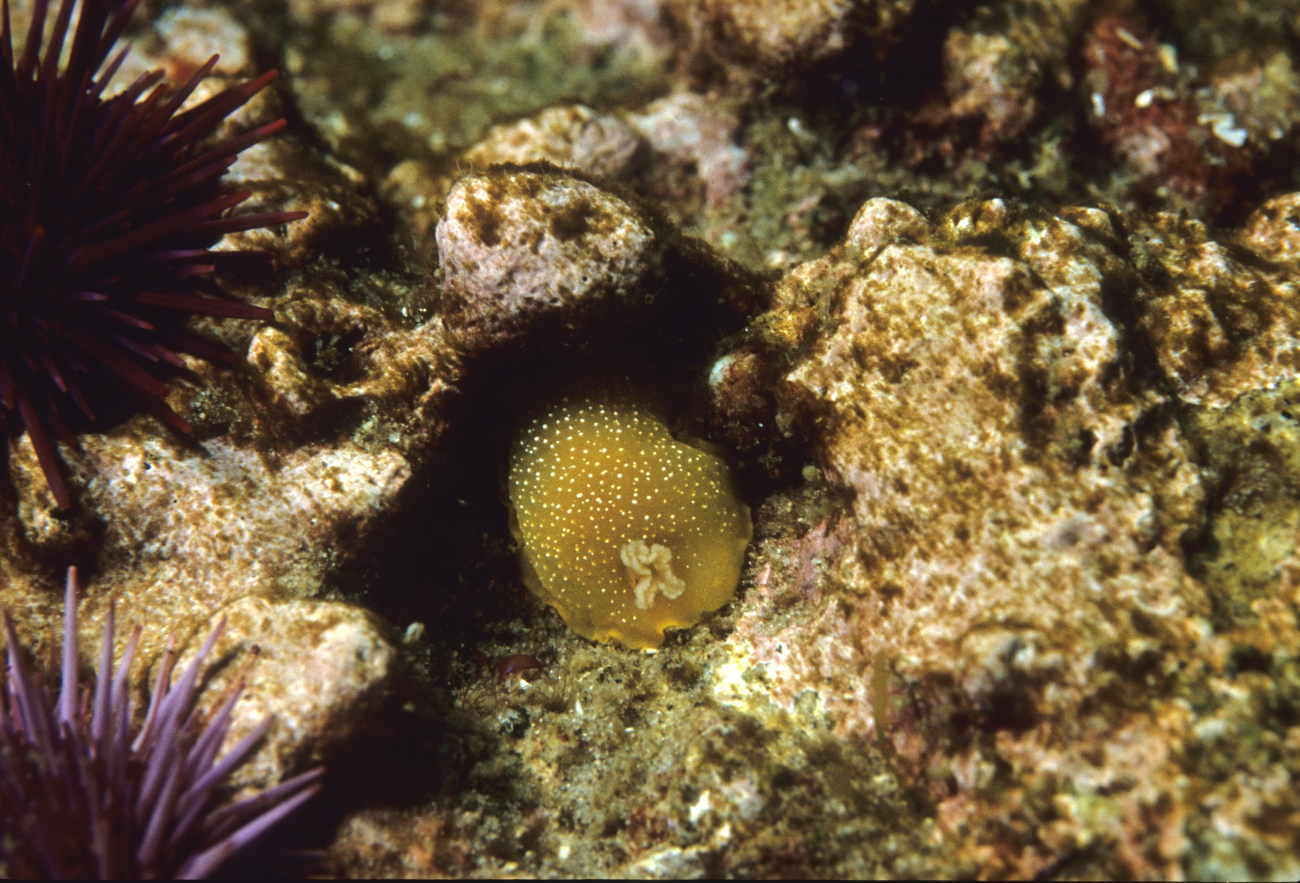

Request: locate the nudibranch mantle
(508, 390), (752, 649)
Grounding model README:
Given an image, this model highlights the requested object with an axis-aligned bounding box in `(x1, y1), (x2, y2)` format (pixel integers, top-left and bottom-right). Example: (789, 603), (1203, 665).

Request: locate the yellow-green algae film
(508, 388), (752, 649)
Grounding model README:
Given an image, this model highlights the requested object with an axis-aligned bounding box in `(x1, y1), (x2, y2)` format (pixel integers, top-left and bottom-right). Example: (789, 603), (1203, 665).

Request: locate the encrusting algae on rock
(508, 389), (752, 649)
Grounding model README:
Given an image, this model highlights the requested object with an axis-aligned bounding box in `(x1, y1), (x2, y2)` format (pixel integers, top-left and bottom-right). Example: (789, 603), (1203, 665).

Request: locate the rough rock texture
(708, 195), (1300, 877)
(762, 198), (1206, 876)
(1238, 191), (1300, 264)
(188, 596), (396, 791)
(462, 105), (643, 179)
(437, 167), (667, 355)
(1208, 49), (1300, 151)
(3, 301), (440, 795)
(1184, 379), (1300, 626)
(381, 88), (753, 259)
(442, 91), (751, 233)
(669, 0), (916, 84)
(0, 18), (456, 795)
(7, 0), (1300, 878)
(1082, 16), (1256, 217)
(943, 0), (1090, 144)
(626, 92), (751, 213)
(5, 116), (458, 648)
(285, 5), (669, 175)
(1127, 195), (1300, 408)
(327, 599), (943, 878)
(247, 293), (455, 436)
(149, 6), (253, 77)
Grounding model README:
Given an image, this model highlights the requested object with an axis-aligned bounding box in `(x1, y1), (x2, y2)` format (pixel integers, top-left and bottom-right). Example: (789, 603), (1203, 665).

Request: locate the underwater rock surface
(3, 0), (1300, 878)
(438, 167), (665, 355)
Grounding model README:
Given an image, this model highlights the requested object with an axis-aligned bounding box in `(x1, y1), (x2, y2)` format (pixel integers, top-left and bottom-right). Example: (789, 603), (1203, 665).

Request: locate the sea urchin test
(508, 390), (752, 649)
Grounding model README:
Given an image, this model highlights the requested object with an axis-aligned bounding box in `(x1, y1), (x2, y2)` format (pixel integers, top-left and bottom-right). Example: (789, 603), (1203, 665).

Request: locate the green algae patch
(286, 12), (669, 175)
(1184, 379), (1300, 627)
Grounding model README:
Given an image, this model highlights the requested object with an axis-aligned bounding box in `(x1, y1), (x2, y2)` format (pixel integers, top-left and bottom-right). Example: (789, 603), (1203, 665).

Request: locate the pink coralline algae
(1082, 16), (1253, 214)
(6, 0), (1300, 876)
(436, 166), (665, 356)
(1, 569), (321, 878)
(719, 195), (1300, 877)
(627, 92), (752, 212)
(435, 164), (766, 357)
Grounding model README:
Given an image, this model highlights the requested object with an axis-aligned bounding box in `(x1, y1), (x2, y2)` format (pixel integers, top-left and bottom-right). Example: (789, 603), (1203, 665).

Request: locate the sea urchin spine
(0, 567), (323, 878)
(0, 0), (306, 509)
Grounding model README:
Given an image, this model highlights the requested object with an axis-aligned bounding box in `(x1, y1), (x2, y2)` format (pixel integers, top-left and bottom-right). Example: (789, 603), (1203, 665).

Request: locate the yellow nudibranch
(508, 389), (752, 649)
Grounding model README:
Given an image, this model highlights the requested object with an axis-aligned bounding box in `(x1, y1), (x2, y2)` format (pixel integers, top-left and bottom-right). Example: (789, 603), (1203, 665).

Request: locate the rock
(286, 0), (428, 33)
(709, 194), (1300, 877)
(284, 5), (669, 173)
(1207, 50), (1300, 149)
(669, 0), (916, 85)
(151, 6), (253, 78)
(706, 346), (778, 454)
(1081, 16), (1255, 216)
(561, 0), (676, 63)
(223, 147), (383, 272)
(389, 91), (751, 253)
(768, 195), (1205, 728)
(8, 429), (410, 661)
(462, 105), (643, 179)
(247, 294), (458, 439)
(436, 166), (667, 355)
(0, 24), (458, 796)
(1235, 191), (1300, 266)
(944, 31), (1038, 143)
(942, 0), (1090, 144)
(1124, 207), (1300, 409)
(1183, 380), (1300, 626)
(380, 159), (450, 248)
(4, 336), (441, 803)
(182, 596), (397, 790)
(625, 92), (751, 211)
(5, 270), (459, 676)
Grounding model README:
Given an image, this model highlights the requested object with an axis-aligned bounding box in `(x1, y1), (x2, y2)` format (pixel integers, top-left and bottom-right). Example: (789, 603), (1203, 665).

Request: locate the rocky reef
(3, 0), (1300, 878)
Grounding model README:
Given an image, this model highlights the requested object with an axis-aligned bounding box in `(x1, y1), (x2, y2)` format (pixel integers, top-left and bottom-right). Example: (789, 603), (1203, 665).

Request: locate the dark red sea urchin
(0, 0), (305, 509)
(1, 567), (323, 878)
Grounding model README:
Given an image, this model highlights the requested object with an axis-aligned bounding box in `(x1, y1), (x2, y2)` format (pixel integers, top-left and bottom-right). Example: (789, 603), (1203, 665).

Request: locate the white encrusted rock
(437, 167), (665, 355)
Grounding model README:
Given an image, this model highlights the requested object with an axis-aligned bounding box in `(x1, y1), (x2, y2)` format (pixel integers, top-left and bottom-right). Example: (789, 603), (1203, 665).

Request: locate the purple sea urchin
(0, 567), (323, 878)
(0, 0), (305, 509)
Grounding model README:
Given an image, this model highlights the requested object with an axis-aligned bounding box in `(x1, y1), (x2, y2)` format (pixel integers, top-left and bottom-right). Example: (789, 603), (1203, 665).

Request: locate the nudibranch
(507, 389), (752, 649)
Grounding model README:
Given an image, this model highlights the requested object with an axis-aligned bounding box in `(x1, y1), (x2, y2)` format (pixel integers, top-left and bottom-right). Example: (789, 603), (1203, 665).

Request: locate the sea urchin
(1, 567), (323, 878)
(0, 0), (305, 509)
